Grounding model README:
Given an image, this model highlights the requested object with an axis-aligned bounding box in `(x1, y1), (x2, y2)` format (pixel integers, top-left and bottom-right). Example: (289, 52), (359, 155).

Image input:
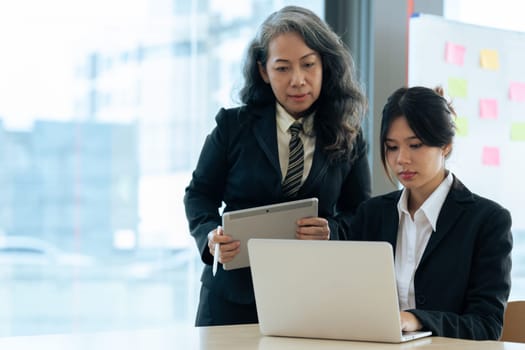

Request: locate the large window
(0, 0), (323, 336)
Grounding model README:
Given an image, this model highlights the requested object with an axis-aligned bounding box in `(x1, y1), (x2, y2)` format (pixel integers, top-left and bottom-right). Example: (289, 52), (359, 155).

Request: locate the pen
(212, 225), (222, 276)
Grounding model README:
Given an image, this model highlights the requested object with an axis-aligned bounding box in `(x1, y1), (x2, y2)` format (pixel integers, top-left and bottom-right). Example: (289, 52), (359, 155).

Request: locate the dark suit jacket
(346, 175), (512, 340)
(184, 104), (371, 305)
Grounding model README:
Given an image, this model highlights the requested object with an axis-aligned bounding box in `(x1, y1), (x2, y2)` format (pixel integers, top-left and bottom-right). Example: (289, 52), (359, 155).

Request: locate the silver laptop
(247, 239), (432, 343)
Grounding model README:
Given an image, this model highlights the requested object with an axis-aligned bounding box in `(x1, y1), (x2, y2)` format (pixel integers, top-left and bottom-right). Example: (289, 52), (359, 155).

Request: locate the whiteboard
(409, 14), (525, 229)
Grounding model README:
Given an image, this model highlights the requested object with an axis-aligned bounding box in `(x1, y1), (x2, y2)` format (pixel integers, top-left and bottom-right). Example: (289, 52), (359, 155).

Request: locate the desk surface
(0, 324), (523, 349)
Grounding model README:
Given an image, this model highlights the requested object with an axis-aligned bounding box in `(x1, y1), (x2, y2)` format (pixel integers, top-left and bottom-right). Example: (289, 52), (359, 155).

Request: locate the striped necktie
(282, 122), (304, 198)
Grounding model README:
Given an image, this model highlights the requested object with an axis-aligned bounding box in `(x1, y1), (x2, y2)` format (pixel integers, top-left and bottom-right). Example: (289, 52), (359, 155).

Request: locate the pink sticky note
(509, 82), (525, 102)
(482, 146), (500, 166)
(445, 42), (466, 66)
(479, 99), (498, 119)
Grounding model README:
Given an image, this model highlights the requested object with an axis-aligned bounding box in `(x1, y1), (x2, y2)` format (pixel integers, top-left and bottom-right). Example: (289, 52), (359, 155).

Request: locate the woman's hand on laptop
(208, 227), (240, 263)
(400, 311), (423, 332)
(295, 217), (330, 240)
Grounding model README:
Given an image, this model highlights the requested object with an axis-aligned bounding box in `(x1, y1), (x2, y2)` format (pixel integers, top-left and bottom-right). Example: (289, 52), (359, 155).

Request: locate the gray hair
(240, 5), (366, 162)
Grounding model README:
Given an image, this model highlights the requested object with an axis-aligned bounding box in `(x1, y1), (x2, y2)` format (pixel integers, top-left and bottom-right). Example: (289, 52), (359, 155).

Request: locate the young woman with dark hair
(347, 86), (512, 340)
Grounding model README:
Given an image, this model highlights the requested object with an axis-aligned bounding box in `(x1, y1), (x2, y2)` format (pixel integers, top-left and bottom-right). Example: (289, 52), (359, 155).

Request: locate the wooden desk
(0, 324), (523, 349)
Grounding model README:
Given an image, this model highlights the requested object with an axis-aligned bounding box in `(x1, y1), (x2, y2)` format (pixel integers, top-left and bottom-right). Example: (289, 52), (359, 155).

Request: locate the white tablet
(221, 198), (318, 271)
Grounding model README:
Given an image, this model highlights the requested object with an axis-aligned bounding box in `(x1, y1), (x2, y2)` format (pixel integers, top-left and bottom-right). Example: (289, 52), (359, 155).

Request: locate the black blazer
(346, 175), (512, 340)
(184, 104), (371, 304)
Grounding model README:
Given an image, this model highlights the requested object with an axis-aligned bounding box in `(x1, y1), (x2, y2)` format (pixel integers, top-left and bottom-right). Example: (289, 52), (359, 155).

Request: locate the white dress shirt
(276, 103), (316, 185)
(395, 172), (453, 310)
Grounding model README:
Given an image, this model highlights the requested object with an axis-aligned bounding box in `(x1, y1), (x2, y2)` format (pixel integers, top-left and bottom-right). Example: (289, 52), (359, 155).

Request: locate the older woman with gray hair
(184, 5), (371, 326)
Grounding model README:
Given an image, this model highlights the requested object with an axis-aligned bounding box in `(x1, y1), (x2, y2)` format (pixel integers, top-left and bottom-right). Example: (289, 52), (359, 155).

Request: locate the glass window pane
(0, 0), (323, 336)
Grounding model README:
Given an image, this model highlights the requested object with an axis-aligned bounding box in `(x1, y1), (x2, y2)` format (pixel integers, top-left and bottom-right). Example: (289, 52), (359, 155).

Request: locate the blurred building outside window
(0, 0), (323, 336)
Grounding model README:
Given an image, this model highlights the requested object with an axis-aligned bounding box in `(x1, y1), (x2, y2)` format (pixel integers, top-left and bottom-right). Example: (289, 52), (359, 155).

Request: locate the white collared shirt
(276, 103), (316, 184)
(395, 172), (453, 310)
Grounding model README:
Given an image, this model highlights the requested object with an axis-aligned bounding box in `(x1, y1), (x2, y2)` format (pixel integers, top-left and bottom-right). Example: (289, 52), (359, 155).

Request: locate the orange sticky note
(479, 99), (498, 119)
(445, 42), (466, 66)
(482, 146), (500, 166)
(509, 82), (525, 102)
(480, 49), (499, 70)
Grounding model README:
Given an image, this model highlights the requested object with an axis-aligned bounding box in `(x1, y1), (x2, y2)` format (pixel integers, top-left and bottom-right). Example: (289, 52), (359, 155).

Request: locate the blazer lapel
(252, 104), (282, 177)
(381, 192), (401, 250)
(419, 176), (473, 265)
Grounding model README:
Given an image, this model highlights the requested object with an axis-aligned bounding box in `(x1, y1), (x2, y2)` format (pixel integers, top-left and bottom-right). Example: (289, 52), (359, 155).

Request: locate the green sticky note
(511, 123), (525, 141)
(448, 78), (468, 98)
(455, 116), (468, 136)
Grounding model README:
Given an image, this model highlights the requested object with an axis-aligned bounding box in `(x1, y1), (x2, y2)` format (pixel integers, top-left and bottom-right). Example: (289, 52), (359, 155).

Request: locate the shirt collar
(397, 172), (453, 231)
(276, 103), (314, 135)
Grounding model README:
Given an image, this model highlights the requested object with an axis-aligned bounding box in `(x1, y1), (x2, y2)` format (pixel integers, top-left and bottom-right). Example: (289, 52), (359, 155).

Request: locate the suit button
(416, 295), (426, 305)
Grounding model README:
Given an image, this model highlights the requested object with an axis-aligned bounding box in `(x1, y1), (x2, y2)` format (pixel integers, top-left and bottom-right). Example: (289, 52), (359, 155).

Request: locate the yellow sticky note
(448, 78), (468, 98)
(455, 116), (468, 136)
(480, 49), (500, 70)
(511, 123), (525, 141)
